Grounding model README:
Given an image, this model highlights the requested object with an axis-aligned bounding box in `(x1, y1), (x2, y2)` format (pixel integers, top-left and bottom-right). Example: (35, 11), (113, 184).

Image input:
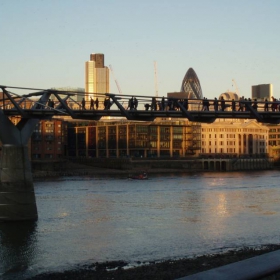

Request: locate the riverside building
(200, 119), (268, 156)
(31, 119), (66, 160)
(267, 124), (280, 161)
(66, 119), (201, 158)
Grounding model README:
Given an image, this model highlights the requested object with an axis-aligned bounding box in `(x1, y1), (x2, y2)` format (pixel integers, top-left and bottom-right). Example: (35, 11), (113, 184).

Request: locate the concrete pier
(0, 145), (38, 221)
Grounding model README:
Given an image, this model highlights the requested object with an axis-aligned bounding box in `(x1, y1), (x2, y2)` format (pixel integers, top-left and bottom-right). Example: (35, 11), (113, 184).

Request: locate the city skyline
(1, 1), (280, 99)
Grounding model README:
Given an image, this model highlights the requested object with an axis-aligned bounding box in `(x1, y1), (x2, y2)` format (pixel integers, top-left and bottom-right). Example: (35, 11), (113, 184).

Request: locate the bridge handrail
(1, 86), (280, 123)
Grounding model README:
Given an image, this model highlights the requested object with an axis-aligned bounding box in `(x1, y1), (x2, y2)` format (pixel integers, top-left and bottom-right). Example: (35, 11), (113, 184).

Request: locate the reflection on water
(1, 171), (280, 279)
(0, 222), (37, 280)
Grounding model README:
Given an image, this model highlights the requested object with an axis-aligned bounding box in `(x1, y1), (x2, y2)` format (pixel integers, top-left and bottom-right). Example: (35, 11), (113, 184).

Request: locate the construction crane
(154, 61), (159, 98)
(109, 64), (122, 94)
(232, 79), (240, 97)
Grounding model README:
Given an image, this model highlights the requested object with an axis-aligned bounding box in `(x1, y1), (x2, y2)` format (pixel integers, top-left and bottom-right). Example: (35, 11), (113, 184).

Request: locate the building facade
(267, 124), (280, 160)
(252, 84), (273, 101)
(66, 119), (201, 158)
(31, 119), (66, 159)
(25, 118), (279, 161)
(85, 53), (110, 103)
(200, 119), (268, 156)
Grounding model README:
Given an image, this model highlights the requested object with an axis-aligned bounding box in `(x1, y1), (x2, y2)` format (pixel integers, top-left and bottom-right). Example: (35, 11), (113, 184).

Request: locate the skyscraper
(252, 84), (273, 101)
(85, 53), (109, 103)
(180, 68), (203, 99)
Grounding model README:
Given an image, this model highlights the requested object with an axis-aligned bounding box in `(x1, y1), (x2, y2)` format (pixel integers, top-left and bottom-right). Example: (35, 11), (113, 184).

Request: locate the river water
(1, 170), (280, 279)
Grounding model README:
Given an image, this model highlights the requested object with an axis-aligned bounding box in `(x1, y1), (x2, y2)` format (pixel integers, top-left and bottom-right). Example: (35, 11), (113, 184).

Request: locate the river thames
(1, 170), (280, 279)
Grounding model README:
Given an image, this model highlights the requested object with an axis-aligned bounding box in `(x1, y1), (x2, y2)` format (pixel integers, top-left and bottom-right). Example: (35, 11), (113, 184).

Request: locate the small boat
(128, 172), (148, 180)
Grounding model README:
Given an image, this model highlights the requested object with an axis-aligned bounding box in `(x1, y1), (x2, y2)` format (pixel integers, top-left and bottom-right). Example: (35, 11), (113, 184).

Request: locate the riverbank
(31, 159), (198, 178)
(27, 245), (280, 280)
(31, 158), (275, 178)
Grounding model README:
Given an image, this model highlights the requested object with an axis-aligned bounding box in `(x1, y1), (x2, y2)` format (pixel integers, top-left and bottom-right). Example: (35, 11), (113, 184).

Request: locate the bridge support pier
(0, 144), (37, 221)
(0, 89), (50, 221)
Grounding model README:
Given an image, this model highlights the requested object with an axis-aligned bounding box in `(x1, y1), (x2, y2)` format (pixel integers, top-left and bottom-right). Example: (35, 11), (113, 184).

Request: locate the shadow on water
(0, 221), (37, 280)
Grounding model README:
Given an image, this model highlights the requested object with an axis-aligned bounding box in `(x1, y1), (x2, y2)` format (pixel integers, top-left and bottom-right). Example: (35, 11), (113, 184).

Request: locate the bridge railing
(0, 86), (277, 112)
(1, 86), (280, 123)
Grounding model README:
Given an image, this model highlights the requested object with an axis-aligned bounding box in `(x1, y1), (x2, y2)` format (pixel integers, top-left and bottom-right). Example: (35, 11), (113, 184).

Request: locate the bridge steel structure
(1, 85), (280, 221)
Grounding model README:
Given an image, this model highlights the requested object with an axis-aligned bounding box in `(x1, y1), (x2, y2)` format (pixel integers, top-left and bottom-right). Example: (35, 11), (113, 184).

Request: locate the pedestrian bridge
(1, 85), (280, 124)
(0, 85), (279, 222)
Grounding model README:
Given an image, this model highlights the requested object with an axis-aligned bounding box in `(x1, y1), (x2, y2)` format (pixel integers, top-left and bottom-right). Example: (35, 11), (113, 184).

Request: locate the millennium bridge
(3, 64), (280, 222)
(0, 85), (280, 222)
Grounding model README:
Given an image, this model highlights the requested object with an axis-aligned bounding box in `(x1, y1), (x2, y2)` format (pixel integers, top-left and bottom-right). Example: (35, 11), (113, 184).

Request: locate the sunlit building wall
(26, 117), (279, 161)
(267, 125), (280, 160)
(201, 119), (268, 155)
(66, 119), (201, 158)
(85, 53), (110, 104)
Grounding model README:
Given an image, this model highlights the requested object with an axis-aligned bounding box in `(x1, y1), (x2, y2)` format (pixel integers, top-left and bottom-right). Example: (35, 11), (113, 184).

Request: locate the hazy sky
(1, 0), (280, 99)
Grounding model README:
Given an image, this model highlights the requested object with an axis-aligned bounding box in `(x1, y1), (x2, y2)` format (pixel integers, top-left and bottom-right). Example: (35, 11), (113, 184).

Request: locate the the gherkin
(180, 68), (203, 99)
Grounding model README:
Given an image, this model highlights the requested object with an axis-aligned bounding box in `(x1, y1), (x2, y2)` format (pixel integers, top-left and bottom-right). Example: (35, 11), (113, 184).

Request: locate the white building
(201, 119), (268, 156)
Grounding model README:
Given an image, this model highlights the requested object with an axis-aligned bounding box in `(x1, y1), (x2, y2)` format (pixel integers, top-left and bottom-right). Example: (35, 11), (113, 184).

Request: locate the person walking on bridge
(95, 98), (99, 110)
(90, 97), (94, 110)
(134, 97), (138, 110)
(202, 97), (208, 111)
(151, 97), (157, 111)
(238, 97), (244, 111)
(220, 96), (226, 111)
(252, 99), (258, 110)
(213, 97), (218, 111)
(231, 99), (236, 111)
(81, 98), (86, 110)
(264, 99), (269, 111)
(128, 97), (134, 110)
(271, 97), (277, 112)
(161, 96), (165, 111)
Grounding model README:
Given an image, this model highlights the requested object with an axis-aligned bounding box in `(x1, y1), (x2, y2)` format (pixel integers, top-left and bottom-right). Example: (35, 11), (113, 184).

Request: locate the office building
(85, 53), (110, 104)
(66, 119), (201, 158)
(252, 84), (273, 101)
(180, 68), (203, 99)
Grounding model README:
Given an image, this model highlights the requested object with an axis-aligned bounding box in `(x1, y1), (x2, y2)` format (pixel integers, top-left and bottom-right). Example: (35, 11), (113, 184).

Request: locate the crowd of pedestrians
(77, 95), (280, 112)
(81, 97), (99, 110)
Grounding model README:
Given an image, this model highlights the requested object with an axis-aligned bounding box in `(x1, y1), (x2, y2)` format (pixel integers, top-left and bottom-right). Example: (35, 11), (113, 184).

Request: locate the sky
(0, 0), (280, 99)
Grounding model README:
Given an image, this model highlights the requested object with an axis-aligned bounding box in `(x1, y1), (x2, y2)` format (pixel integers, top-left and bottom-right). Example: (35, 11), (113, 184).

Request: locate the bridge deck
(3, 108), (280, 124)
(1, 86), (280, 123)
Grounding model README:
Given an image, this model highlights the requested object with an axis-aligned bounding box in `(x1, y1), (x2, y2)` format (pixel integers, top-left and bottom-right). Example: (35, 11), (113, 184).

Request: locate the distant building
(85, 53), (110, 104)
(66, 119), (201, 158)
(219, 91), (239, 101)
(267, 124), (280, 160)
(31, 119), (65, 160)
(201, 119), (268, 155)
(51, 87), (85, 102)
(180, 68), (203, 99)
(252, 84), (273, 101)
(167, 68), (203, 110)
